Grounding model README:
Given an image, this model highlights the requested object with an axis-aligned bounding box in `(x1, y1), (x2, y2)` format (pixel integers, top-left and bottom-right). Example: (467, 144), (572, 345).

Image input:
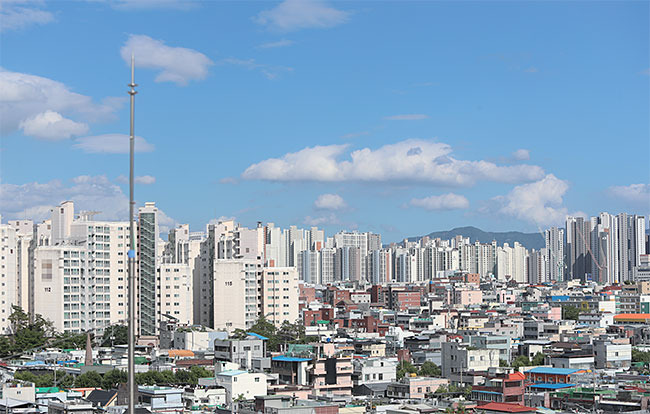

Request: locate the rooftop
(525, 367), (581, 375)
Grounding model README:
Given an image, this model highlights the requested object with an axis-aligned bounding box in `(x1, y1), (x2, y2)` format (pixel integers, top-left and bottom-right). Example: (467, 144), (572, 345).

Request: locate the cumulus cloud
(1, 175), (178, 232)
(0, 175), (129, 222)
(304, 213), (339, 226)
(116, 175), (156, 185)
(607, 184), (650, 206)
(494, 174), (570, 226)
(511, 149), (530, 161)
(120, 34), (213, 85)
(242, 139), (545, 186)
(384, 114), (429, 121)
(257, 39), (294, 49)
(19, 110), (88, 140)
(73, 134), (154, 154)
(314, 193), (346, 210)
(0, 68), (124, 137)
(254, 0), (349, 31)
(409, 193), (469, 211)
(0, 0), (54, 32)
(220, 57), (293, 80)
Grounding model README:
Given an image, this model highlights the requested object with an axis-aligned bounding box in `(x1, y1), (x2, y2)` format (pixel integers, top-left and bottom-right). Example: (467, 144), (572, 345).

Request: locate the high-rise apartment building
(212, 259), (261, 332)
(261, 267), (299, 327)
(138, 202), (159, 336)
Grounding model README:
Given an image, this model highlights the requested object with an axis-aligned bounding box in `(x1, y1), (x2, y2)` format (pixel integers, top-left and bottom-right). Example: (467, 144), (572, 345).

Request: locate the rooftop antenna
(127, 53), (138, 414)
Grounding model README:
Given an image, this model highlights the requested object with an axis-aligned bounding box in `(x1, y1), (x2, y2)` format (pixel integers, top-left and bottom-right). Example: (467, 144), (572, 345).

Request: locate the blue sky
(1, 0), (648, 240)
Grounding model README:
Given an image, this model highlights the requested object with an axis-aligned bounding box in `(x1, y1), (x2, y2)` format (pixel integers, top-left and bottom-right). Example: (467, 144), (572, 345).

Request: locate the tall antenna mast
(127, 54), (138, 414)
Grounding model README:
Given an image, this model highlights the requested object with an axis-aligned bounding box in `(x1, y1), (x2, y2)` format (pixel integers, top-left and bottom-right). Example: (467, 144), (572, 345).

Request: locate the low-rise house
(137, 386), (184, 414)
(214, 370), (267, 404)
(352, 357), (397, 386)
(386, 377), (448, 399)
(470, 371), (525, 404)
(182, 386), (226, 411)
(524, 367), (583, 385)
(593, 339), (631, 369)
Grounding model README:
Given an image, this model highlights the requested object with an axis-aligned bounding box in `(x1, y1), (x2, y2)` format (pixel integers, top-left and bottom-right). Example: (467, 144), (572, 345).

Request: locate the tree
(101, 325), (128, 347)
(56, 332), (89, 349)
(531, 352), (545, 366)
(1, 307), (55, 357)
(562, 305), (580, 321)
(418, 361), (441, 377)
(397, 361), (417, 379)
(102, 369), (127, 390)
(512, 355), (531, 369)
(499, 359), (509, 367)
(75, 371), (103, 388)
(632, 349), (650, 363)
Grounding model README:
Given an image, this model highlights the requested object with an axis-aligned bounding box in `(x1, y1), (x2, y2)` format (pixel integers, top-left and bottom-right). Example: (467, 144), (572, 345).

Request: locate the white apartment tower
(261, 267), (299, 327)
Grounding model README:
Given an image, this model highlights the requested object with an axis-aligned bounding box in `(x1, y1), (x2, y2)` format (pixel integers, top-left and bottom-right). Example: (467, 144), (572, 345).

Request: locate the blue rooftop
(247, 332), (268, 341)
(526, 367), (580, 375)
(217, 370), (247, 376)
(530, 383), (576, 390)
(273, 355), (312, 362)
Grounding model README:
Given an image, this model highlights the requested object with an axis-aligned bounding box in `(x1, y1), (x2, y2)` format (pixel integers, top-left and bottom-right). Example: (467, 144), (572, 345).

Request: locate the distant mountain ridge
(409, 226), (544, 250)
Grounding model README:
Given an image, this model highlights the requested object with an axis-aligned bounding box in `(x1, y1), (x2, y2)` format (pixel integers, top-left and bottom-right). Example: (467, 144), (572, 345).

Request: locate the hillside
(409, 226), (544, 250)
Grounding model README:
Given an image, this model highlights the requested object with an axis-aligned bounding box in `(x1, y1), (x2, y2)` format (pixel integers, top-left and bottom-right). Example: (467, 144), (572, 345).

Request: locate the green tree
(75, 371), (103, 388)
(174, 369), (193, 385)
(102, 369), (127, 390)
(3, 307), (55, 357)
(632, 349), (650, 363)
(56, 332), (89, 349)
(397, 361), (417, 379)
(562, 305), (580, 321)
(531, 352), (545, 366)
(418, 361), (441, 377)
(189, 366), (212, 382)
(101, 325), (128, 347)
(499, 359), (509, 367)
(512, 355), (531, 369)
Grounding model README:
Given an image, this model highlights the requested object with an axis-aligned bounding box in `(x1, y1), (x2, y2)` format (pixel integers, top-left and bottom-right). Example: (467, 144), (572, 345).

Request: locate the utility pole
(127, 54), (138, 414)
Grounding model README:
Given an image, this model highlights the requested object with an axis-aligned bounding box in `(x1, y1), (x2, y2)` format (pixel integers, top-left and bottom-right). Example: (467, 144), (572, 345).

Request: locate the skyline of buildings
(0, 199), (647, 337)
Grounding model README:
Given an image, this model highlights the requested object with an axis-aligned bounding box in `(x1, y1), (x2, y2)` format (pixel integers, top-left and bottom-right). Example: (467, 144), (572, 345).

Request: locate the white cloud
(0, 175), (177, 232)
(254, 0), (349, 31)
(607, 184), (650, 206)
(304, 213), (339, 226)
(495, 174), (570, 226)
(0, 68), (124, 136)
(116, 175), (156, 185)
(220, 58), (293, 80)
(341, 131), (369, 139)
(0, 175), (129, 222)
(73, 134), (154, 154)
(120, 34), (213, 85)
(384, 114), (429, 121)
(19, 110), (88, 140)
(409, 193), (469, 211)
(524, 66), (539, 73)
(257, 39), (294, 49)
(0, 0), (54, 32)
(511, 149), (530, 161)
(242, 139), (545, 186)
(136, 175), (156, 185)
(219, 177), (238, 185)
(314, 193), (346, 210)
